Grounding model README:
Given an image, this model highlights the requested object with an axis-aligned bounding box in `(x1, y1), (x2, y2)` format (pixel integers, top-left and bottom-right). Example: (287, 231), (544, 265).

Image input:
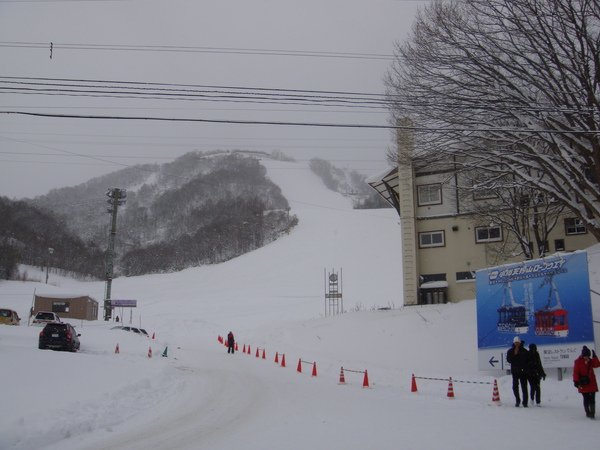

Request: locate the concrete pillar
(397, 118), (419, 306)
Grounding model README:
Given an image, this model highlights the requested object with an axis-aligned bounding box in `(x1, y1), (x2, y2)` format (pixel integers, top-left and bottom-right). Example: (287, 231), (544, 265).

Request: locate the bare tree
(460, 167), (566, 259)
(385, 0), (600, 240)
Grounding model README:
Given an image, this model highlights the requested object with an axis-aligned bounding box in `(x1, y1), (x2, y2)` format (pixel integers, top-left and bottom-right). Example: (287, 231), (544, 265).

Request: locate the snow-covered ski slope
(0, 159), (598, 450)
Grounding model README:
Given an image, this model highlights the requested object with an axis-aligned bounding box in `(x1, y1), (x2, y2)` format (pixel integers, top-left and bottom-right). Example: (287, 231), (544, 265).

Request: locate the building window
(417, 184), (442, 206)
(554, 239), (565, 252)
(565, 218), (586, 235)
(419, 230), (445, 248)
(475, 225), (502, 243)
(52, 301), (70, 313)
(456, 271), (476, 282)
(421, 273), (447, 283)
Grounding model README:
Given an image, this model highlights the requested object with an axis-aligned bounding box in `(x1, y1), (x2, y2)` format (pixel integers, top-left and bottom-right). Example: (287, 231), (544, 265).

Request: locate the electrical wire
(1, 110), (599, 134)
(0, 41), (396, 61)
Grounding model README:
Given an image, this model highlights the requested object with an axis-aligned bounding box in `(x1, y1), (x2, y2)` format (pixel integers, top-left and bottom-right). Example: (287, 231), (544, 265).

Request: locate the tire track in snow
(80, 351), (269, 450)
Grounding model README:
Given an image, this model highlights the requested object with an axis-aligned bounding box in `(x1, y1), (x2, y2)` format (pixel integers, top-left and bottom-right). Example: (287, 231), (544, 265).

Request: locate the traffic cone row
(409, 374), (499, 401)
(113, 343), (169, 358)
(296, 359), (319, 377)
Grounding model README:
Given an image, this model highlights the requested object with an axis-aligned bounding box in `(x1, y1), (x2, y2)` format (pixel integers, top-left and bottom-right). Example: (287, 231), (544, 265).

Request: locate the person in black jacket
(507, 336), (530, 407)
(527, 343), (546, 406)
(227, 331), (235, 354)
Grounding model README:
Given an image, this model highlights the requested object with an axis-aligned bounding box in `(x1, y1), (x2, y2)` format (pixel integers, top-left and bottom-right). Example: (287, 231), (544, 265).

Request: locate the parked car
(111, 325), (149, 336)
(32, 311), (61, 325)
(38, 322), (80, 352)
(0, 308), (21, 325)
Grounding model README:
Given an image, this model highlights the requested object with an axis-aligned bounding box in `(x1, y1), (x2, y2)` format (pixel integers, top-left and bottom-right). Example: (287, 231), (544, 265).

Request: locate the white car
(111, 325), (149, 337)
(32, 311), (61, 325)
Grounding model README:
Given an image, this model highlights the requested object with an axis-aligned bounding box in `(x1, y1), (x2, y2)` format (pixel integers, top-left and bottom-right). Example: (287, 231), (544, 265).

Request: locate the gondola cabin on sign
(496, 282), (528, 334)
(534, 277), (568, 337)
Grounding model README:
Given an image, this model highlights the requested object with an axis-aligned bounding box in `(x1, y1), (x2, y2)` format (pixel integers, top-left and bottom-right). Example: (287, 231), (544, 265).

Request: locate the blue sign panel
(110, 299), (137, 307)
(476, 251), (594, 370)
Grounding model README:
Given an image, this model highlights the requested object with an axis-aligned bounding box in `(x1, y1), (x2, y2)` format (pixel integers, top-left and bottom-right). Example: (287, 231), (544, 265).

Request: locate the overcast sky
(0, 0), (421, 199)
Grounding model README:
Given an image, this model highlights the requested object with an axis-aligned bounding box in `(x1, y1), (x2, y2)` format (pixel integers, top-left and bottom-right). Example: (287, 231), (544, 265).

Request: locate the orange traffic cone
(311, 362), (318, 377)
(262, 349), (266, 359)
(338, 367), (346, 384)
(297, 358), (302, 373)
(362, 370), (370, 388)
(235, 343), (238, 351)
(281, 353), (286, 368)
(247, 345), (251, 355)
(242, 344), (246, 353)
(411, 374), (418, 392)
(492, 379), (501, 404)
(274, 352), (279, 364)
(447, 377), (455, 398)
(148, 346), (152, 358)
(115, 343), (120, 354)
(152, 332), (155, 340)
(256, 348), (260, 358)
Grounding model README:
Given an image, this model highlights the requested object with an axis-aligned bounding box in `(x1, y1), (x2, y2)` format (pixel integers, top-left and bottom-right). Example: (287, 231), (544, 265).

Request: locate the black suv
(38, 322), (81, 352)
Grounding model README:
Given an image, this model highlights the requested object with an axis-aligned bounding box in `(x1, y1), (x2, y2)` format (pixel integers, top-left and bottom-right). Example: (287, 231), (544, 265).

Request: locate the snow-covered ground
(1, 159), (598, 450)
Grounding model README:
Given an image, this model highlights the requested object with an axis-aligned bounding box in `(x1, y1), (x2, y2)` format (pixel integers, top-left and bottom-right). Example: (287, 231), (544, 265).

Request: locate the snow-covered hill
(0, 159), (598, 450)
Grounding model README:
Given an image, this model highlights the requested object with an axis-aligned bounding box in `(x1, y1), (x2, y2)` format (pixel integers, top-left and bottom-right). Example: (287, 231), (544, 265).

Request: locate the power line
(0, 41), (396, 61)
(1, 76), (596, 115)
(2, 110), (599, 134)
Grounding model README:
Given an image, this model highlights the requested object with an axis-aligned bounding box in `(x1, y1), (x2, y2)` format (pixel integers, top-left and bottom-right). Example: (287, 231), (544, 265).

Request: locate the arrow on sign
(489, 356), (499, 367)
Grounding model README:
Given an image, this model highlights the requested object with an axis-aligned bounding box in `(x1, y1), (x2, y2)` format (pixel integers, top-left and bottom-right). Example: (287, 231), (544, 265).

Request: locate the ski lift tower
(324, 268), (343, 316)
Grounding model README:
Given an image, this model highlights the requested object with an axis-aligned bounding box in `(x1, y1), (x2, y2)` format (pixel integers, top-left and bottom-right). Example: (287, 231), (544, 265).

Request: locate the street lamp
(45, 247), (54, 284)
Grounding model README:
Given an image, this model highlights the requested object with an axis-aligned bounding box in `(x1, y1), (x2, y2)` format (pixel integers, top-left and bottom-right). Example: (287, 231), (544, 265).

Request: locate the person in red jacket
(573, 345), (600, 419)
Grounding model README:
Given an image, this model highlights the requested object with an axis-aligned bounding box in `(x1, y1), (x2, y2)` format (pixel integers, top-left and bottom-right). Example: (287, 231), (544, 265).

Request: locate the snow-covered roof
(35, 293), (95, 300)
(366, 167), (399, 212)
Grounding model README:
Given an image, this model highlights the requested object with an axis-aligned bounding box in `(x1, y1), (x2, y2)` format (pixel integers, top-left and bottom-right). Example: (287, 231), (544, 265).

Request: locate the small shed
(34, 294), (99, 321)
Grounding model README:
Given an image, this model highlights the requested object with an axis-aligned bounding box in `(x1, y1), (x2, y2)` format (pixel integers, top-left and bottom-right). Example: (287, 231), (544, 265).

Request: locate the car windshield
(0, 309), (11, 317)
(37, 313), (52, 319)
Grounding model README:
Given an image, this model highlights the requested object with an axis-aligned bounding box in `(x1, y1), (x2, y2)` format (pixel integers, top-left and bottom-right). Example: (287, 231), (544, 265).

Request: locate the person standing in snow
(527, 343), (546, 406)
(573, 345), (600, 419)
(227, 331), (235, 354)
(507, 336), (529, 407)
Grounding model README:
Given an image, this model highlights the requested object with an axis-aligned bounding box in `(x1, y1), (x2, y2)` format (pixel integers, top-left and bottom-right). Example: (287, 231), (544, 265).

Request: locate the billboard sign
(476, 251), (594, 370)
(110, 299), (137, 308)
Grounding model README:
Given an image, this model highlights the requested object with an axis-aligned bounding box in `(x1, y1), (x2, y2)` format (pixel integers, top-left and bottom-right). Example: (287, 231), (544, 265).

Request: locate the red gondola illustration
(534, 278), (569, 337)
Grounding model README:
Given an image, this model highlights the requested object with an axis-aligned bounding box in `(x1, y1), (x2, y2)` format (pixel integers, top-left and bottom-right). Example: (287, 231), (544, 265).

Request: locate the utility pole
(104, 188), (126, 321)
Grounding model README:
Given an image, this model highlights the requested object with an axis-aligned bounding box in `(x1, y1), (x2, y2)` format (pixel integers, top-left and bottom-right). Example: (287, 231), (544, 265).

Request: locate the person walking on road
(573, 345), (600, 419)
(527, 343), (546, 406)
(507, 336), (529, 407)
(227, 331), (235, 354)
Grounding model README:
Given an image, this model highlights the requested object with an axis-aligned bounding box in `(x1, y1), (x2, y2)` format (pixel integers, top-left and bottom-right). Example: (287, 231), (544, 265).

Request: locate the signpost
(476, 251), (594, 371)
(110, 299), (137, 324)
